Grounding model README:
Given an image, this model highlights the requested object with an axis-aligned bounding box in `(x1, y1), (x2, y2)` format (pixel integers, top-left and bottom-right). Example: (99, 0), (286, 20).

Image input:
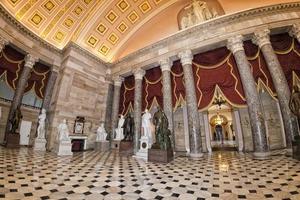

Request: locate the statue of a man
(37, 109), (46, 139)
(142, 109), (153, 145)
(115, 115), (125, 140)
(57, 119), (70, 141)
(10, 105), (23, 133)
(290, 85), (300, 119)
(96, 123), (107, 142)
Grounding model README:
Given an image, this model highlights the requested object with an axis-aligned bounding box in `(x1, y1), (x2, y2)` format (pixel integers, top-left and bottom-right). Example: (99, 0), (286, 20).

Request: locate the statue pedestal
(56, 140), (73, 156)
(95, 141), (110, 152)
(135, 136), (151, 161)
(148, 148), (174, 163)
(119, 141), (134, 156)
(112, 140), (121, 150)
(34, 138), (47, 151)
(5, 133), (20, 148)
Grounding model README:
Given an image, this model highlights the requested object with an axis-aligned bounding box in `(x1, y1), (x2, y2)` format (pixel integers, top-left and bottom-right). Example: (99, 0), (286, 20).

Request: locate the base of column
(189, 152), (204, 159)
(253, 151), (270, 160)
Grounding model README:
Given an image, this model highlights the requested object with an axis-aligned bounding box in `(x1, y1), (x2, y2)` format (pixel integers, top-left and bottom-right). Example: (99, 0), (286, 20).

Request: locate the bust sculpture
(57, 119), (70, 141)
(115, 115), (125, 140)
(142, 109), (153, 145)
(37, 109), (46, 139)
(96, 123), (107, 142)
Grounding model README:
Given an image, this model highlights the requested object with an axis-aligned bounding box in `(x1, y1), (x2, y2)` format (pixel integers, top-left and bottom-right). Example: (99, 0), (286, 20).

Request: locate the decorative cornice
(289, 23), (300, 42)
(114, 2), (300, 65)
(159, 58), (172, 72)
(0, 36), (9, 52)
(252, 29), (271, 48)
(178, 50), (193, 66)
(133, 68), (146, 80)
(24, 54), (38, 69)
(227, 35), (244, 54)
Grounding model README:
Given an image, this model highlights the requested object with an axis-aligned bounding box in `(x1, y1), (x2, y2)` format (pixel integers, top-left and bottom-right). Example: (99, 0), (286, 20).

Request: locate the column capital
(133, 68), (145, 80)
(113, 76), (124, 86)
(178, 49), (193, 66)
(252, 29), (271, 48)
(227, 35), (244, 54)
(159, 58), (172, 72)
(289, 23), (300, 42)
(0, 36), (9, 52)
(24, 54), (38, 68)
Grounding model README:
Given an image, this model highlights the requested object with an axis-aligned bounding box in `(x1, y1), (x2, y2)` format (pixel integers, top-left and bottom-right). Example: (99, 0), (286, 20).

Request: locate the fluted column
(42, 69), (58, 111)
(133, 68), (145, 154)
(227, 36), (269, 159)
(0, 36), (9, 52)
(111, 76), (123, 142)
(289, 23), (300, 43)
(178, 50), (203, 158)
(253, 29), (299, 148)
(160, 58), (175, 149)
(5, 54), (38, 134)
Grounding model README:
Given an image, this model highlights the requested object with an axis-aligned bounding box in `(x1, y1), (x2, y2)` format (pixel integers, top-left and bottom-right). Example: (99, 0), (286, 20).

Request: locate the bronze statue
(10, 105), (23, 133)
(289, 85), (300, 119)
(122, 112), (134, 141)
(152, 108), (172, 150)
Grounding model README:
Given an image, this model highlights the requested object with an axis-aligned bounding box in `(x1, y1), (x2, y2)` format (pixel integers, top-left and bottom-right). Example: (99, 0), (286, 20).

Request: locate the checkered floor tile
(0, 147), (300, 199)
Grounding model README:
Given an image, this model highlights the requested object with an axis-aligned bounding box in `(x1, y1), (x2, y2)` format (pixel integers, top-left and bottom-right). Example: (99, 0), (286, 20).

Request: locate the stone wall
(173, 107), (186, 152)
(0, 102), (39, 145)
(47, 47), (108, 151)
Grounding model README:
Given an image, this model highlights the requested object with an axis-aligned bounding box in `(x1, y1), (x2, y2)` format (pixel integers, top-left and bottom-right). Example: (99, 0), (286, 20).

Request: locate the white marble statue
(142, 109), (153, 145)
(115, 115), (125, 140)
(37, 109), (46, 139)
(96, 123), (107, 142)
(57, 119), (70, 141)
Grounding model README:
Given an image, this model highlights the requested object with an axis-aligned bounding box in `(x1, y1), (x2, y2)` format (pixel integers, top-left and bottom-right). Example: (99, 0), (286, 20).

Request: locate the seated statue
(57, 119), (70, 142)
(96, 123), (107, 142)
(37, 109), (46, 139)
(151, 108), (172, 150)
(123, 112), (134, 141)
(10, 105), (23, 133)
(115, 115), (125, 140)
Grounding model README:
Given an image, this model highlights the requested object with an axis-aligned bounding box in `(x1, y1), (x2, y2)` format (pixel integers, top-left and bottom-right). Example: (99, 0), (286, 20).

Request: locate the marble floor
(0, 147), (300, 200)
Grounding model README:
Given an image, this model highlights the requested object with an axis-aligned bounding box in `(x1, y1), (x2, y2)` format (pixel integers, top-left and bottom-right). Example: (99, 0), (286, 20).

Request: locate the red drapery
(119, 75), (135, 115)
(0, 46), (50, 99)
(118, 33), (300, 113)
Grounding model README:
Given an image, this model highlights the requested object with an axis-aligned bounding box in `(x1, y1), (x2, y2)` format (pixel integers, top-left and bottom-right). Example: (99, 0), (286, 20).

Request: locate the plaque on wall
(74, 116), (85, 134)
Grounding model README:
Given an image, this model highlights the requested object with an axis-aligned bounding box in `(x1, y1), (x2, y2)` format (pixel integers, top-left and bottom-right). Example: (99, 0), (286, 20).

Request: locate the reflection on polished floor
(0, 147), (300, 200)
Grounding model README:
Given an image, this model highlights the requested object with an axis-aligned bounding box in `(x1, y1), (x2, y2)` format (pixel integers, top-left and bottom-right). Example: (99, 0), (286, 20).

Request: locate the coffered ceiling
(1, 0), (170, 62)
(1, 0), (297, 63)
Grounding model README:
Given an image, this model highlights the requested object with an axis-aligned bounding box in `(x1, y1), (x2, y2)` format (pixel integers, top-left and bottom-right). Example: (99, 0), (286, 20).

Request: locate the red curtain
(119, 75), (135, 115)
(0, 46), (50, 99)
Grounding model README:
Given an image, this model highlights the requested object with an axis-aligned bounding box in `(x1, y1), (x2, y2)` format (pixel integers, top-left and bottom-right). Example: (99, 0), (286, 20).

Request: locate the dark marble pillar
(5, 54), (38, 135)
(253, 29), (299, 149)
(178, 50), (203, 158)
(104, 79), (114, 135)
(133, 69), (145, 154)
(42, 70), (58, 111)
(111, 76), (123, 142)
(160, 58), (175, 149)
(227, 35), (269, 159)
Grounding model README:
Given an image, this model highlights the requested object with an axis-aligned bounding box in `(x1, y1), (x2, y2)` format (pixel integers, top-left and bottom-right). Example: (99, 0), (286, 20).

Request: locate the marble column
(289, 23), (300, 43)
(5, 54), (38, 134)
(104, 78), (114, 134)
(227, 36), (269, 159)
(253, 29), (299, 148)
(133, 69), (145, 154)
(42, 70), (58, 111)
(160, 58), (175, 149)
(111, 76), (123, 142)
(178, 50), (203, 158)
(0, 36), (9, 52)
